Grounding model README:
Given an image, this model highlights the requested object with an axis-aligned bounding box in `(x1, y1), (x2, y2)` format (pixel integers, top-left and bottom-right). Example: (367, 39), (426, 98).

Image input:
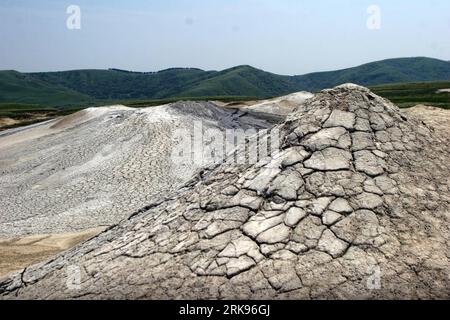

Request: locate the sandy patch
(0, 227), (105, 278)
(0, 119), (58, 149)
(0, 118), (20, 127)
(0, 115), (54, 132)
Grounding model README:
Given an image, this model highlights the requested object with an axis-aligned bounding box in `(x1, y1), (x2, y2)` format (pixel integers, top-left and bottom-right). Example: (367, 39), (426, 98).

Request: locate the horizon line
(1, 56), (448, 77)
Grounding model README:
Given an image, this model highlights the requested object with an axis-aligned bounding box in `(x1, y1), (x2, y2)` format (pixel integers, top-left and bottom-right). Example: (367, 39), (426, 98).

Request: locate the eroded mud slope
(0, 102), (277, 237)
(1, 85), (449, 299)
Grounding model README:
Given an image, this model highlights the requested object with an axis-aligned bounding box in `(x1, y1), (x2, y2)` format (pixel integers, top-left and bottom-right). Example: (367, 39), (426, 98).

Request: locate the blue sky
(0, 0), (449, 74)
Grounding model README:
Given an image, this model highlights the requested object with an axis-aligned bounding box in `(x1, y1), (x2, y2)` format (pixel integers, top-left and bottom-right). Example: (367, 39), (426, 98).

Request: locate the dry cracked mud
(0, 84), (449, 299)
(0, 102), (277, 237)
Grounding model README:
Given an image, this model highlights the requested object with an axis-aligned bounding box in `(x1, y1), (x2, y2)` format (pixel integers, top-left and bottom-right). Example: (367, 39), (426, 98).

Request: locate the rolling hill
(0, 70), (93, 107)
(290, 57), (450, 91)
(0, 57), (449, 108)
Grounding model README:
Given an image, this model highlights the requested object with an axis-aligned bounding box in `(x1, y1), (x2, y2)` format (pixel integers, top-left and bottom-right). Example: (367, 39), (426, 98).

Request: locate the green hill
(0, 57), (449, 108)
(291, 57), (450, 91)
(174, 65), (298, 98)
(28, 68), (215, 101)
(0, 70), (94, 108)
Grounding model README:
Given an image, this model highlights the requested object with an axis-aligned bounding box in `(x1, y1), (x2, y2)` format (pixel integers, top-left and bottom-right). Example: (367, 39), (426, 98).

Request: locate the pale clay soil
(0, 115), (53, 131)
(404, 105), (450, 140)
(0, 118), (20, 127)
(0, 93), (450, 292)
(0, 227), (105, 278)
(1, 85), (448, 299)
(0, 102), (277, 238)
(0, 100), (282, 278)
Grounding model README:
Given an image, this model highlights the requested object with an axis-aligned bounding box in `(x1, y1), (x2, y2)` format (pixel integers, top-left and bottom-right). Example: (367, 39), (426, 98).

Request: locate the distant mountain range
(0, 57), (449, 108)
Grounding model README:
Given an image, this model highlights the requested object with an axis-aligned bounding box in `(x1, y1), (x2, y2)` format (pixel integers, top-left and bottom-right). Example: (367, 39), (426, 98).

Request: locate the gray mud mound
(1, 84), (449, 299)
(0, 102), (276, 237)
(242, 91), (314, 116)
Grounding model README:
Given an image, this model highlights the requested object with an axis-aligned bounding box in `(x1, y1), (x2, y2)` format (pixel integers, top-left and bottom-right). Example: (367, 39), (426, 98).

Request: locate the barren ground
(0, 100), (281, 277)
(0, 96), (448, 296)
(0, 103), (276, 237)
(1, 85), (448, 299)
(0, 118), (20, 127)
(0, 227), (104, 278)
(403, 105), (450, 139)
(0, 114), (54, 132)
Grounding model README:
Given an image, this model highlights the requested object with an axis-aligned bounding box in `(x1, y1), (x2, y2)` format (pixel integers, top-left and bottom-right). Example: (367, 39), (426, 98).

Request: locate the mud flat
(1, 85), (448, 299)
(0, 98), (295, 279)
(0, 102), (280, 238)
(0, 228), (104, 278)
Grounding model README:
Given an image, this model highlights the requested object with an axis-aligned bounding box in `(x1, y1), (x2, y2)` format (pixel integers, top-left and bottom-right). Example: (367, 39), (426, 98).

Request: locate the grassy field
(0, 103), (59, 130)
(119, 81), (450, 109)
(0, 103), (57, 117)
(370, 81), (450, 109)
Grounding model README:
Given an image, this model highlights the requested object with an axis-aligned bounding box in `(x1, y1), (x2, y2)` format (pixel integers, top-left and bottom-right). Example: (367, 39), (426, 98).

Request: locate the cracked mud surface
(1, 85), (449, 299)
(403, 105), (450, 143)
(0, 102), (276, 237)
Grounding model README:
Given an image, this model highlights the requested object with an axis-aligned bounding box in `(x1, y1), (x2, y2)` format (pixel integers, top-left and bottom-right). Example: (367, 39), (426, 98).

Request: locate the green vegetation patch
(0, 103), (58, 118)
(370, 81), (450, 109)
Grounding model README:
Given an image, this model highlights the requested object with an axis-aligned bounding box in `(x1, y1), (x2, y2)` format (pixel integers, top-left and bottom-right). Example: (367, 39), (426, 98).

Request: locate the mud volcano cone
(1, 84), (449, 300)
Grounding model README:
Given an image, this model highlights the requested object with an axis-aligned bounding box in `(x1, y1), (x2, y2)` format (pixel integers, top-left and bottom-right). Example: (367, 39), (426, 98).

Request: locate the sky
(0, 0), (449, 75)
